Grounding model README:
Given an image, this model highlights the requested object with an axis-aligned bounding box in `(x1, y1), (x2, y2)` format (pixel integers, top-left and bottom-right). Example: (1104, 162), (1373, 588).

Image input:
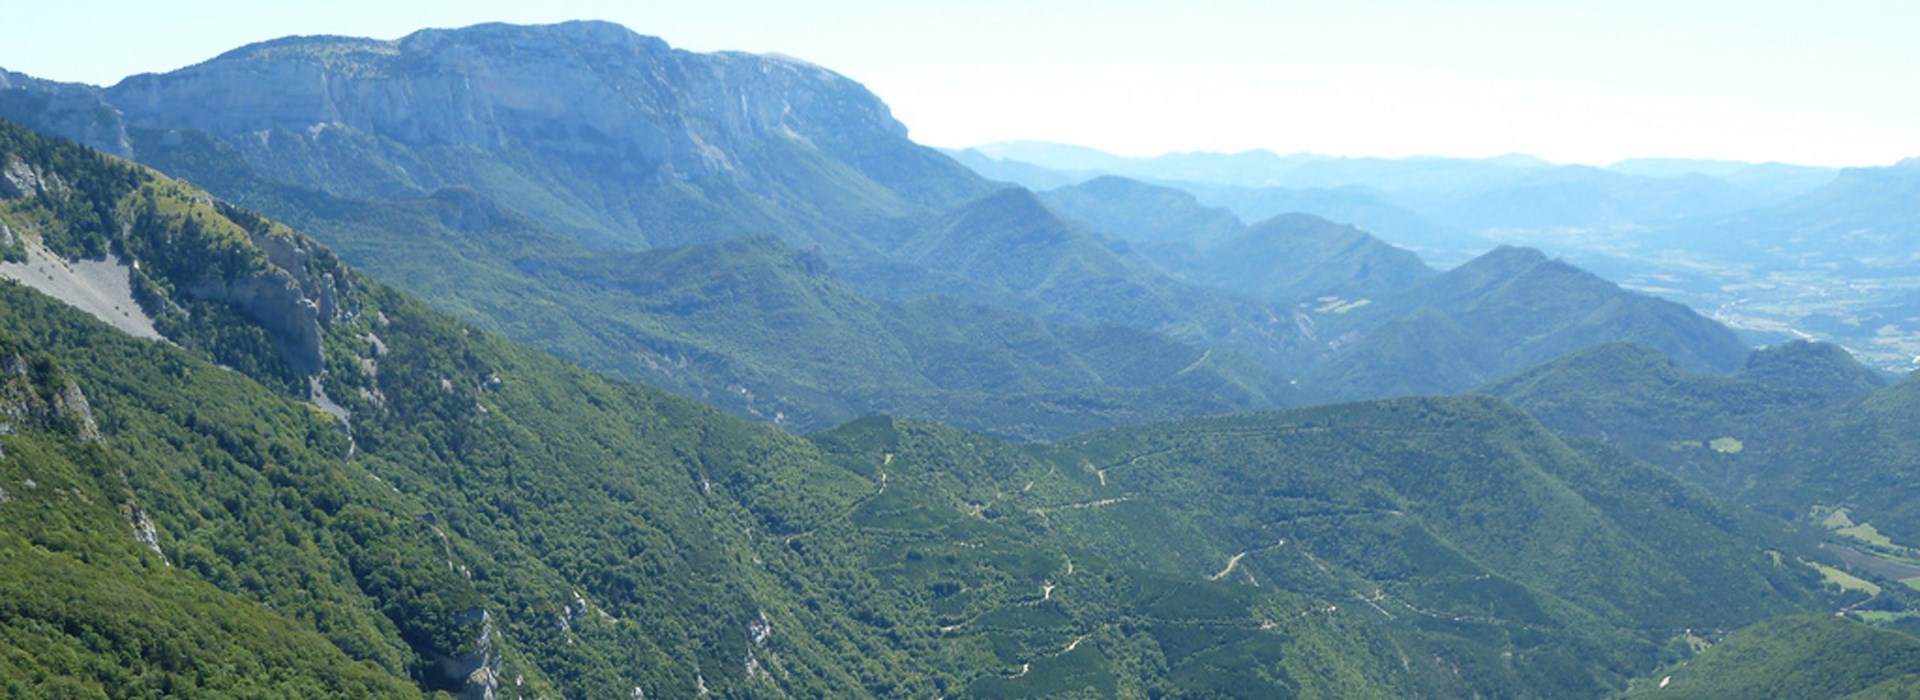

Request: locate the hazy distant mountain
(1028, 176), (1760, 404)
(852, 187), (1327, 374)
(1413, 166), (1765, 230)
(1177, 183), (1490, 263)
(0, 69), (132, 156)
(968, 140), (1549, 192)
(1677, 159), (1920, 269)
(1039, 177), (1435, 302)
(1043, 184), (1766, 406)
(943, 146), (1089, 190)
(1039, 175), (1244, 248)
(1208, 214), (1436, 301)
(956, 150), (1487, 260)
(1607, 158), (1839, 201)
(956, 141), (1840, 236)
(969, 139), (1137, 172)
(1310, 246), (1751, 399)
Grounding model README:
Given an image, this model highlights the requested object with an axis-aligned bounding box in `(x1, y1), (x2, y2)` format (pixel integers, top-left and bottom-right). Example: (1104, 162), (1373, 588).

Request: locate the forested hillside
(1618, 614), (1920, 699)
(0, 117), (1874, 697)
(1485, 340), (1920, 548)
(1307, 246), (1750, 400)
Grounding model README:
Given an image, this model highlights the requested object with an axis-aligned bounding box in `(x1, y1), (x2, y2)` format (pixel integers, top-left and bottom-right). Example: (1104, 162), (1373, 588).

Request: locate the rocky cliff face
(99, 21), (953, 202)
(2, 21), (988, 251)
(193, 200), (354, 377)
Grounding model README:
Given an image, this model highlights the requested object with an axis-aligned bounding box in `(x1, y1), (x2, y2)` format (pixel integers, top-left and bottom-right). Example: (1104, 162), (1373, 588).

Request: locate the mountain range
(0, 20), (1756, 436)
(0, 116), (1854, 698)
(1, 19), (1918, 699)
(948, 141), (1920, 378)
(950, 141), (1838, 253)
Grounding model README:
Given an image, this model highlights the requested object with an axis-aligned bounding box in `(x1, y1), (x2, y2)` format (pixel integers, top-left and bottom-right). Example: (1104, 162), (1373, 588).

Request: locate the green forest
(1, 25), (1919, 697)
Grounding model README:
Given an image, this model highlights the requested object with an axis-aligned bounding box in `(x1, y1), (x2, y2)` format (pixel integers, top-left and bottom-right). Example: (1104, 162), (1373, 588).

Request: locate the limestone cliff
(2, 22), (989, 251)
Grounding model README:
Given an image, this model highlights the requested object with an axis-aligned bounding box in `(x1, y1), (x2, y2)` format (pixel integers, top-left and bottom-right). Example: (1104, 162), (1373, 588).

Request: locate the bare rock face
(244, 227), (343, 323)
(54, 378), (100, 442)
(189, 273), (325, 375)
(125, 506), (170, 564)
(1, 154), (69, 200)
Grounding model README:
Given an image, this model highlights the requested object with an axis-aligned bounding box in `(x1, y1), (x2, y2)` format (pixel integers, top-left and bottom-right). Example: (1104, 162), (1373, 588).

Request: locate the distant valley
(953, 142), (1920, 376)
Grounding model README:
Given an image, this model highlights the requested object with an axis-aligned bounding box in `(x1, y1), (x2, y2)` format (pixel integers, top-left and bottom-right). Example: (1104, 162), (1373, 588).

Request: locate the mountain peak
(1737, 339), (1886, 399)
(1245, 211), (1345, 234)
(1451, 245), (1552, 278)
(1078, 174), (1162, 194)
(1479, 244), (1551, 264)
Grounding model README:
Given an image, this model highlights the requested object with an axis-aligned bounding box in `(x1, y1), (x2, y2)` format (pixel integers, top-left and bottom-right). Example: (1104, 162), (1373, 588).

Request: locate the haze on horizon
(4, 0), (1913, 168)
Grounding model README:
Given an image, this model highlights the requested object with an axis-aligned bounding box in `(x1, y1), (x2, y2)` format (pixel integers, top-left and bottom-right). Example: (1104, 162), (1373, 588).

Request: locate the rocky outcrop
(1, 154), (69, 200)
(55, 377), (100, 442)
(0, 351), (100, 441)
(187, 271), (326, 375)
(432, 608), (501, 700)
(125, 506), (170, 565)
(166, 202), (357, 378)
(215, 201), (352, 324)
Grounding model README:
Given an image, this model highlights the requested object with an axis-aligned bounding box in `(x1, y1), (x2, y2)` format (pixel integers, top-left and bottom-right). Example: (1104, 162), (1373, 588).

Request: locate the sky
(3, 0), (1915, 166)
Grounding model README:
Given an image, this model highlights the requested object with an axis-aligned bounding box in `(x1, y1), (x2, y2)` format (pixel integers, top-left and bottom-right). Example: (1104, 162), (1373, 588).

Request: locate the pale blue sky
(4, 0), (1914, 166)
